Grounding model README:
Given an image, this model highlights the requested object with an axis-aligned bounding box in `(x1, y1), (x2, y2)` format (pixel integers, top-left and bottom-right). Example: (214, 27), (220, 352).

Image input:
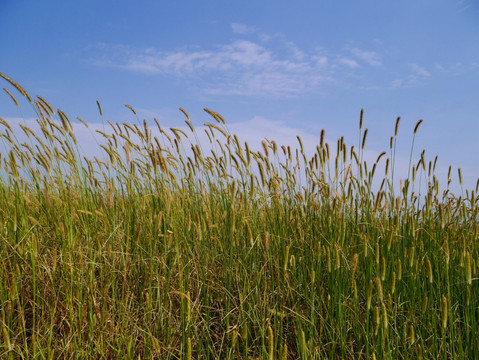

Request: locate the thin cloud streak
(87, 39), (334, 97)
(231, 23), (256, 35)
(338, 57), (360, 68)
(86, 25), (477, 97)
(351, 48), (382, 66)
(409, 63), (431, 77)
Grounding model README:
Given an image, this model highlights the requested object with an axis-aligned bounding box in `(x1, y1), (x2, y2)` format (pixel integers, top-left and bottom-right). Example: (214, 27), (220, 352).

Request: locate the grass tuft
(0, 73), (478, 359)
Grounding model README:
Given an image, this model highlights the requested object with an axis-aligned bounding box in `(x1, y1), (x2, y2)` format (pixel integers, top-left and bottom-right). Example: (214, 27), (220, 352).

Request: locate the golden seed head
(186, 337), (192, 360)
(409, 325), (415, 344)
(374, 306), (380, 334)
(413, 119), (423, 134)
(327, 246), (332, 273)
(267, 326), (274, 360)
(179, 107), (190, 120)
(37, 95), (55, 115)
(96, 100), (102, 116)
(3, 87), (19, 106)
(376, 151), (386, 163)
(394, 116), (401, 136)
(381, 256), (386, 281)
(466, 251), (472, 286)
(375, 276), (384, 303)
(350, 253), (359, 275)
(375, 242), (380, 264)
(125, 104), (137, 115)
(397, 259), (402, 281)
(264, 231), (270, 251)
(297, 135), (304, 154)
(262, 140), (270, 157)
(284, 245), (290, 271)
(382, 302), (388, 330)
(281, 343), (288, 360)
(335, 246), (340, 270)
(362, 128), (368, 150)
(425, 255), (433, 284)
(359, 108), (364, 130)
(0, 72), (32, 102)
(441, 295), (448, 329)
(367, 280), (373, 311)
(391, 271), (396, 295)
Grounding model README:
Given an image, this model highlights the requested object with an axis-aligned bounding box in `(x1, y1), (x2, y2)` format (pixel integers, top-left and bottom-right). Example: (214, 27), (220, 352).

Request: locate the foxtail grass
(0, 73), (478, 359)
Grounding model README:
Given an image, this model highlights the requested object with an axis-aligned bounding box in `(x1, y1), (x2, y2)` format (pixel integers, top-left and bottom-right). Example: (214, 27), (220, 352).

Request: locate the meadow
(0, 72), (478, 359)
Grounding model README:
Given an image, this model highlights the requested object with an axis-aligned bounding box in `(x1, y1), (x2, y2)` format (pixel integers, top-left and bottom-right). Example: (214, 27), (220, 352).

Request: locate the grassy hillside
(0, 73), (478, 359)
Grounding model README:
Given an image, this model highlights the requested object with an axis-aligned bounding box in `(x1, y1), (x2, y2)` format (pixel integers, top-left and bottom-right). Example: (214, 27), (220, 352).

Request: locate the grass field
(0, 73), (478, 359)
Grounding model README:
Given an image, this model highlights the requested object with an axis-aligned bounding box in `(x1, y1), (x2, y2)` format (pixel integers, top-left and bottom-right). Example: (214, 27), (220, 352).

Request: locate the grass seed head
(0, 72), (32, 102)
(425, 255), (433, 284)
(413, 119), (423, 134)
(466, 251), (472, 286)
(421, 295), (428, 313)
(367, 280), (373, 311)
(375, 276), (384, 303)
(361, 128), (368, 150)
(381, 256), (386, 281)
(382, 302), (388, 330)
(3, 87), (19, 106)
(394, 116), (401, 136)
(359, 108), (364, 130)
(441, 295), (448, 329)
(267, 326), (274, 360)
(350, 253), (359, 275)
(409, 325), (415, 345)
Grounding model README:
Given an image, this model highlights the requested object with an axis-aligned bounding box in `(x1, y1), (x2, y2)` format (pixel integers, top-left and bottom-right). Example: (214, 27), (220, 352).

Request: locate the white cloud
(313, 55), (328, 67)
(205, 71), (323, 97)
(351, 48), (382, 66)
(87, 39), (333, 97)
(455, 0), (471, 12)
(89, 30), (458, 97)
(388, 63), (432, 90)
(221, 40), (272, 67)
(389, 74), (422, 89)
(409, 63), (431, 77)
(285, 41), (306, 61)
(338, 57), (360, 68)
(231, 23), (256, 35)
(390, 79), (403, 89)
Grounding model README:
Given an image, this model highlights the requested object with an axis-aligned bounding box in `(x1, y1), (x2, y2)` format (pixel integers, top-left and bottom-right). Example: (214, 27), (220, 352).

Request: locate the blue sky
(1, 0), (478, 193)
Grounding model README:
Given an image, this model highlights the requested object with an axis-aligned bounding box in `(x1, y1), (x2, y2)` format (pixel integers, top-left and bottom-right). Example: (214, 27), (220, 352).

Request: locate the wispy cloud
(87, 39), (334, 97)
(390, 63), (433, 89)
(455, 0), (472, 12)
(389, 74), (425, 90)
(338, 57), (360, 68)
(231, 23), (256, 35)
(285, 41), (306, 61)
(390, 79), (404, 89)
(351, 48), (382, 66)
(409, 63), (431, 77)
(88, 26), (454, 96)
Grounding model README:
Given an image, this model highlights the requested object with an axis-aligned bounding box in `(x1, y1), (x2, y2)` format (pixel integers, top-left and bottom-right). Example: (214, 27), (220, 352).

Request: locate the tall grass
(0, 73), (478, 359)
